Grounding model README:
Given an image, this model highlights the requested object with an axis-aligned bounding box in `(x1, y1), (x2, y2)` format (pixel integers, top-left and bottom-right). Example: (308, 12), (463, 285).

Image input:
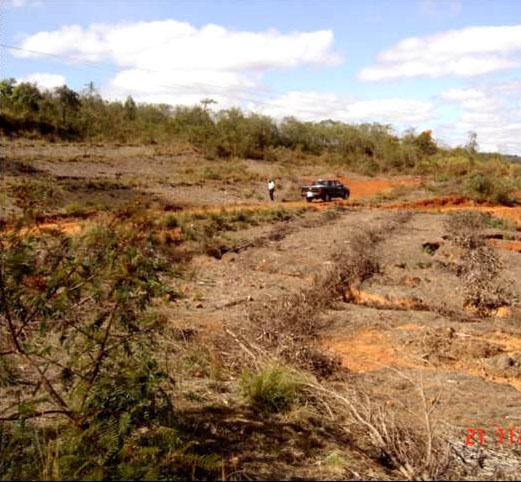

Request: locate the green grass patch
(240, 364), (307, 413)
(483, 213), (517, 231)
(163, 206), (306, 243)
(64, 202), (92, 218)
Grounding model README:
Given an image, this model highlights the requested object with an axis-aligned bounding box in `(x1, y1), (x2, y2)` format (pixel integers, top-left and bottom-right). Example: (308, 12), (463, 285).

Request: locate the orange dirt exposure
(339, 176), (421, 200)
(383, 197), (521, 227)
(488, 239), (521, 253)
(4, 177), (520, 239)
(346, 289), (426, 311)
(17, 220), (83, 236)
(325, 329), (416, 373)
(326, 326), (521, 391)
(487, 331), (521, 352)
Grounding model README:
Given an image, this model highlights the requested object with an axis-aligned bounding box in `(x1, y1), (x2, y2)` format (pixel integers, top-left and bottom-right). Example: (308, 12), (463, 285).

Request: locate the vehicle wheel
(306, 197), (312, 203)
(324, 193), (331, 202)
(341, 193), (347, 200)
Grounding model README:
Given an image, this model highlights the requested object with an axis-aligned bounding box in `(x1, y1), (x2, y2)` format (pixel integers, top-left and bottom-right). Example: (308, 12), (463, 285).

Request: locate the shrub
(8, 178), (63, 220)
(444, 211), (488, 248)
(164, 214), (179, 228)
(64, 202), (91, 218)
(200, 166), (221, 180)
(444, 211), (514, 315)
(0, 217), (185, 476)
(442, 155), (472, 177)
(0, 211), (232, 480)
(463, 172), (517, 205)
(240, 365), (305, 413)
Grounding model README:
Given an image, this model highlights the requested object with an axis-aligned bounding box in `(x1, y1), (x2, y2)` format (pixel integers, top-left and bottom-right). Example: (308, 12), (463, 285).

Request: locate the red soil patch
(488, 239), (521, 253)
(298, 175), (421, 201)
(397, 323), (423, 331)
(338, 176), (421, 200)
(325, 326), (521, 390)
(324, 329), (416, 373)
(16, 221), (83, 236)
(384, 196), (472, 209)
(486, 331), (521, 352)
(6, 178), (518, 238)
(345, 289), (426, 311)
(383, 197), (521, 226)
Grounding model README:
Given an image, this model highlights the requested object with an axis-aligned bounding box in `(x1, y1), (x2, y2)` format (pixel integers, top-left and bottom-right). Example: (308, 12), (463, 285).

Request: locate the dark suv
(301, 179), (350, 202)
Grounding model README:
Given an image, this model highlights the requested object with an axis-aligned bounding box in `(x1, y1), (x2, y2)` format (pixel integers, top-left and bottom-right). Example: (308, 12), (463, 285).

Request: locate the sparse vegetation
(445, 211), (515, 315)
(0, 212), (229, 480)
(240, 364), (306, 413)
(463, 171), (517, 205)
(164, 206), (306, 252)
(483, 213), (517, 231)
(2, 78), (521, 204)
(2, 75), (521, 481)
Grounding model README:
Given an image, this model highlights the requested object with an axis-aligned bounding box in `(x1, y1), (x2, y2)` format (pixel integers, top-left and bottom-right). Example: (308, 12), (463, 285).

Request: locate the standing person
(268, 179), (275, 201)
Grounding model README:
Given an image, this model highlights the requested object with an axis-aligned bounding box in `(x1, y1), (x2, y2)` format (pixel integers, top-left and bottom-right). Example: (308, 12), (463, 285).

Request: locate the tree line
(2, 79), (445, 162)
(1, 78), (518, 181)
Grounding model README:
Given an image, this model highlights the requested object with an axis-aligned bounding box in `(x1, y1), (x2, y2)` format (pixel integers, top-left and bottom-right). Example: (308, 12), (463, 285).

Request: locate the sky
(2, 0), (521, 154)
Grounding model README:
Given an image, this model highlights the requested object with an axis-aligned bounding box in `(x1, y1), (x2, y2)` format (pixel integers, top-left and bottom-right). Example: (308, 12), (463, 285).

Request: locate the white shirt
(268, 181), (275, 190)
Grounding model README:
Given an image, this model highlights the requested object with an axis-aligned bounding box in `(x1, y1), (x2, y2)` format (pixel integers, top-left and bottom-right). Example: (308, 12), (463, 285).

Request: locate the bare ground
(3, 141), (521, 479)
(170, 207), (521, 478)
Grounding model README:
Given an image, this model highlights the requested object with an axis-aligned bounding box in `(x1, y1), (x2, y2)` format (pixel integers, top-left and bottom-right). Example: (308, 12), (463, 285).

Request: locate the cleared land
(2, 141), (521, 480)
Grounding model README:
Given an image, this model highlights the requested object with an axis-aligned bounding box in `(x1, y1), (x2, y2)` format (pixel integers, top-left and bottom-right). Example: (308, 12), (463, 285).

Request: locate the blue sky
(3, 0), (521, 153)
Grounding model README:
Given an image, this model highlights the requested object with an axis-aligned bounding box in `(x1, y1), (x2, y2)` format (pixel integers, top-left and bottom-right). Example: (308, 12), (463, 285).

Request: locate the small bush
(240, 365), (305, 413)
(200, 166), (221, 180)
(64, 202), (91, 218)
(463, 172), (517, 205)
(320, 209), (341, 222)
(8, 177), (63, 219)
(164, 214), (179, 228)
(442, 155), (472, 177)
(444, 211), (487, 248)
(444, 211), (514, 315)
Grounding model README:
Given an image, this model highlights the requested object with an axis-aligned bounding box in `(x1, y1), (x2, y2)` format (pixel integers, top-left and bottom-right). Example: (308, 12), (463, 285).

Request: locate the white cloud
(20, 72), (66, 90)
(440, 88), (483, 102)
(256, 91), (433, 126)
(344, 98), (433, 124)
(18, 21), (341, 70)
(439, 87), (501, 112)
(464, 122), (521, 154)
(436, 82), (521, 154)
(15, 20), (341, 105)
(360, 25), (521, 81)
(103, 68), (258, 108)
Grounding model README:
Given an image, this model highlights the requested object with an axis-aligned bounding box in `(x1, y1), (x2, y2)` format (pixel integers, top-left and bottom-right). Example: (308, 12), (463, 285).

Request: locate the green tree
(11, 82), (42, 114)
(0, 78), (16, 99)
(414, 130), (438, 156)
(172, 105), (214, 147)
(466, 131), (478, 155)
(54, 85), (81, 124)
(124, 95), (137, 120)
(200, 97), (217, 112)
